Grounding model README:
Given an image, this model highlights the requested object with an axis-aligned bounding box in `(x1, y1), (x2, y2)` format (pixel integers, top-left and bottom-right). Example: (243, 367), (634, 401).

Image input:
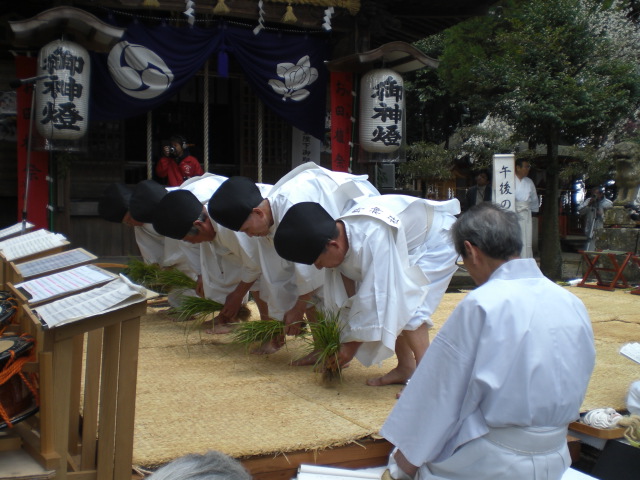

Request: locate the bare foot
(366, 366), (414, 387)
(205, 323), (236, 335)
(250, 335), (285, 355)
(291, 351), (320, 366)
(201, 312), (243, 335)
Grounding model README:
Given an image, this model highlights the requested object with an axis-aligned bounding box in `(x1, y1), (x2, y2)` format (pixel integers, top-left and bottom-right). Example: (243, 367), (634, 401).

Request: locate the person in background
(579, 186), (613, 251)
(156, 134), (204, 187)
(146, 450), (251, 480)
(380, 203), (595, 480)
(463, 169), (491, 211)
(514, 158), (539, 258)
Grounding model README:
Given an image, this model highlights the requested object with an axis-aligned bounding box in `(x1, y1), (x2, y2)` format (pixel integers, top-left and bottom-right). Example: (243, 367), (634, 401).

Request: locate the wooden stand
(15, 301), (146, 480)
(577, 250), (633, 291)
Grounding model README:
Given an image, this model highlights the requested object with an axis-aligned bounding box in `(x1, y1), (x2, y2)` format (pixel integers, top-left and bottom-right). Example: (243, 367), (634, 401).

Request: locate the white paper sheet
(0, 221), (34, 240)
(620, 342), (640, 364)
(0, 232), (67, 261)
(14, 264), (115, 303)
(0, 229), (48, 249)
(293, 466), (595, 480)
(296, 465), (385, 479)
(14, 248), (95, 278)
(33, 275), (148, 329)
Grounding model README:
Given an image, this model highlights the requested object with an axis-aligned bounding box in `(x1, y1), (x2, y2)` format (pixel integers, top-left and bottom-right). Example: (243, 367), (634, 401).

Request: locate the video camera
(161, 140), (177, 157)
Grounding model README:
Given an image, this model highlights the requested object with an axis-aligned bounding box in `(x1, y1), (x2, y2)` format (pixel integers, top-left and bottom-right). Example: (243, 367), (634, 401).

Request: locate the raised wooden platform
(236, 434), (583, 480)
(240, 436), (392, 480)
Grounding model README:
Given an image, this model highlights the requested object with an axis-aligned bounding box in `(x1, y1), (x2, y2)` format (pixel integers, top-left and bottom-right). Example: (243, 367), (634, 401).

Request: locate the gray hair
(451, 202), (522, 260)
(147, 450), (251, 480)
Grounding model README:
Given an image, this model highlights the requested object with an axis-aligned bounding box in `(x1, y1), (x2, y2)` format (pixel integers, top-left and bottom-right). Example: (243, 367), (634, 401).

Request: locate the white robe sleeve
(380, 299), (485, 466)
(134, 224), (165, 264)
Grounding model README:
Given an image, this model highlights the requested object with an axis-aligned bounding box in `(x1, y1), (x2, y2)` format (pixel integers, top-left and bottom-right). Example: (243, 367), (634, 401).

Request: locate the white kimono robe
(514, 176), (539, 258)
(323, 195), (460, 366)
(256, 162), (380, 320)
(178, 174), (267, 303)
(134, 223), (165, 265)
(381, 259), (595, 480)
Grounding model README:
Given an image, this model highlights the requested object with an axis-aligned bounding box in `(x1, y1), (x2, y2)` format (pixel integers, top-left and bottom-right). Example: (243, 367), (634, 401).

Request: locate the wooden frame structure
(577, 250), (633, 291)
(1, 236), (147, 480)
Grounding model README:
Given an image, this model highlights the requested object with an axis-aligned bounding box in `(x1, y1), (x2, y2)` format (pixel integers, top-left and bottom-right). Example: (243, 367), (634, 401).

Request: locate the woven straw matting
(132, 287), (638, 468)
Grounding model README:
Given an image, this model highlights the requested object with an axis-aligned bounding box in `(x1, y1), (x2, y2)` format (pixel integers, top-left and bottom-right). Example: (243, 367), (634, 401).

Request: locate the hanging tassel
(282, 4), (297, 24)
(253, 0), (266, 35)
(322, 7), (334, 32)
(142, 0), (160, 6)
(184, 0), (196, 26)
(213, 0), (230, 15)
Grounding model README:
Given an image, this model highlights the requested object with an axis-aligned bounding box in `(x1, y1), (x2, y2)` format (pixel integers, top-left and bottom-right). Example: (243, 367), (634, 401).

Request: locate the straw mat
(132, 287), (638, 468)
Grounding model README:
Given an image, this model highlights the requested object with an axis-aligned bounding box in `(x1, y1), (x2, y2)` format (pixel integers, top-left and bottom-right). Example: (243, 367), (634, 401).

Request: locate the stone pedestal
(604, 206), (637, 228)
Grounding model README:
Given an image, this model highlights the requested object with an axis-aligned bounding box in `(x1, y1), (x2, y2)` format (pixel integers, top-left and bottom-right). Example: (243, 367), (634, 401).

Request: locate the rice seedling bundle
(231, 319), (285, 351)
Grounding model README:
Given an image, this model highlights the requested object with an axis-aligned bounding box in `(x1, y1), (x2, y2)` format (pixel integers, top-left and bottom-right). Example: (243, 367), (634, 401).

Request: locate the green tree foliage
(437, 0), (640, 279)
(405, 35), (469, 145)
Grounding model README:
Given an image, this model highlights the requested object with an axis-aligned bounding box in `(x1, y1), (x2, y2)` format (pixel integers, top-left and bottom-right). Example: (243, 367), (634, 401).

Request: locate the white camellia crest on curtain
(35, 39), (90, 140)
(269, 55), (318, 101)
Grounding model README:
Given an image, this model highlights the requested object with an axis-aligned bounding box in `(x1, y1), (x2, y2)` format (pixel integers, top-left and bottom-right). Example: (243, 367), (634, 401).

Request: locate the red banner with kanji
(330, 71), (353, 172)
(16, 56), (49, 230)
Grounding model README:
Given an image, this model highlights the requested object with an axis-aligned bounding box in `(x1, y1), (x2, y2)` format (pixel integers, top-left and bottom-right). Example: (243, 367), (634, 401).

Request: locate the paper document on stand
(620, 342), (640, 365)
(0, 229), (48, 249)
(0, 232), (67, 261)
(0, 221), (34, 240)
(14, 264), (115, 303)
(34, 275), (149, 329)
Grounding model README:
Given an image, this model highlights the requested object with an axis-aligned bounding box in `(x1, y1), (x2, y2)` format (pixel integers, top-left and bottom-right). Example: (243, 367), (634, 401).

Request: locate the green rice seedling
(123, 259), (164, 290)
(155, 268), (198, 291)
(169, 295), (224, 330)
(306, 308), (343, 382)
(124, 259), (197, 293)
(231, 318), (285, 351)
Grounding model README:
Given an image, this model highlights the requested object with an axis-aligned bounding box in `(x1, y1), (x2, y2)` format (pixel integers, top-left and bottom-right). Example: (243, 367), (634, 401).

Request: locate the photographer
(579, 186), (613, 251)
(156, 134), (204, 187)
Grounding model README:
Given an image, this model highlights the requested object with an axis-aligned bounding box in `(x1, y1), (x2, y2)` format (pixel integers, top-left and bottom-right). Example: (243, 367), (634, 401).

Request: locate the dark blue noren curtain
(90, 22), (329, 139)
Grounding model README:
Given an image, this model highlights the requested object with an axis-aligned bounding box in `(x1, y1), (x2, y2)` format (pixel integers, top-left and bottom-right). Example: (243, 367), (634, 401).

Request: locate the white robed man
(152, 174), (271, 331)
(98, 181), (194, 278)
(380, 202), (595, 480)
(514, 158), (539, 258)
(273, 194), (460, 387)
(207, 162), (380, 355)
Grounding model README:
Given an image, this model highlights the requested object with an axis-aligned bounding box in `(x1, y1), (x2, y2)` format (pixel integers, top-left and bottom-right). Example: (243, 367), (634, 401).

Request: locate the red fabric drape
(330, 71), (353, 172)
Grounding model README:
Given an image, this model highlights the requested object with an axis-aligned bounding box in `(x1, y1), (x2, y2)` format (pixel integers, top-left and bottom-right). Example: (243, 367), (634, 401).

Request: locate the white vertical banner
(291, 127), (321, 168)
(492, 154), (516, 211)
